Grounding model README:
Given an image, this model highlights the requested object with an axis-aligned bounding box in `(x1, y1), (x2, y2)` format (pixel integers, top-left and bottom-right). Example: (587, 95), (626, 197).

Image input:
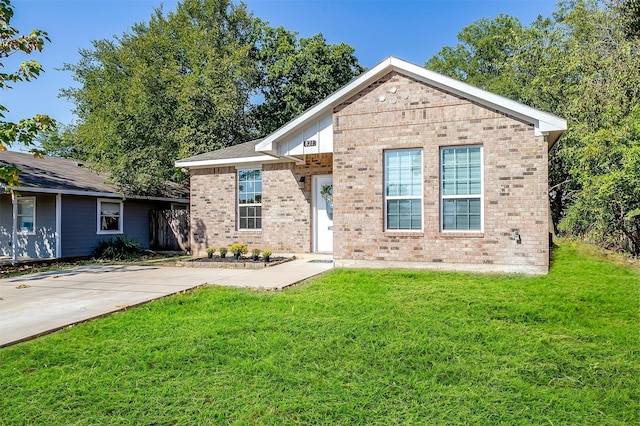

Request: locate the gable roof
(0, 151), (188, 202)
(175, 139), (280, 168)
(255, 56), (566, 153)
(176, 56), (567, 168)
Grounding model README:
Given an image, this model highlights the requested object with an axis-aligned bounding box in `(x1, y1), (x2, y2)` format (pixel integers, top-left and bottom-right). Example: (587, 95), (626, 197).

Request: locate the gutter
(175, 154), (283, 169)
(5, 185), (188, 204)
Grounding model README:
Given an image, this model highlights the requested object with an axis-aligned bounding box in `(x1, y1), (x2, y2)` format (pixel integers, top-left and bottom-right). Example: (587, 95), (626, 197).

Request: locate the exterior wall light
(513, 230), (521, 244)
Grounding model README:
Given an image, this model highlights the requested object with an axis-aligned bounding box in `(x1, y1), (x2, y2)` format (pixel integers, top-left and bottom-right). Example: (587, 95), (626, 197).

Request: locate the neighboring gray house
(0, 151), (188, 261)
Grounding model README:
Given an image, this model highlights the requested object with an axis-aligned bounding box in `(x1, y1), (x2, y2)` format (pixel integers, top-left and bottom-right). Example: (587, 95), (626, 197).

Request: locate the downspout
(55, 193), (62, 258)
(11, 191), (17, 265)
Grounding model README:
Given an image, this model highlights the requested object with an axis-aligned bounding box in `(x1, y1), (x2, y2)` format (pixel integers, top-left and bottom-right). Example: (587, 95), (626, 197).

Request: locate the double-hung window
(97, 199), (123, 234)
(238, 169), (262, 230)
(17, 197), (36, 234)
(385, 149), (423, 231)
(441, 146), (483, 231)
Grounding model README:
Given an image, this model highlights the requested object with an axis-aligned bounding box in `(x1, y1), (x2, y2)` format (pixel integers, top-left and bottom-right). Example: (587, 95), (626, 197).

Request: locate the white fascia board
(127, 195), (189, 203)
(235, 162), (265, 171)
(175, 154), (281, 169)
(255, 56), (567, 154)
(6, 185), (188, 204)
(8, 185), (122, 199)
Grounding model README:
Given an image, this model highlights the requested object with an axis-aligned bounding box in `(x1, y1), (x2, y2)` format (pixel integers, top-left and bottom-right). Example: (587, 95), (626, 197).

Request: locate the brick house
(176, 57), (566, 274)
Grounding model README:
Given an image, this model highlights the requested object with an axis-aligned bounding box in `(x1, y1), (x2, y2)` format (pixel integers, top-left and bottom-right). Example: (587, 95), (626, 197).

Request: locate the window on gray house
(17, 197), (36, 234)
(97, 199), (123, 234)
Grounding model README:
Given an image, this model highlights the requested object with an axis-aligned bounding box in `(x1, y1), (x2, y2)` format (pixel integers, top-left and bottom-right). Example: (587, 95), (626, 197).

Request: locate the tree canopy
(427, 0), (640, 255)
(0, 0), (55, 186)
(59, 0), (261, 194)
(56, 0), (362, 195)
(254, 28), (363, 135)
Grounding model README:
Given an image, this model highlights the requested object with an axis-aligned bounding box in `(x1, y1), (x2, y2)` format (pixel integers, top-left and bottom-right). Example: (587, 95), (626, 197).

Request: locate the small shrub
(251, 248), (261, 256)
(219, 247), (228, 255)
(261, 250), (272, 258)
(229, 243), (248, 256)
(205, 247), (216, 254)
(93, 236), (141, 260)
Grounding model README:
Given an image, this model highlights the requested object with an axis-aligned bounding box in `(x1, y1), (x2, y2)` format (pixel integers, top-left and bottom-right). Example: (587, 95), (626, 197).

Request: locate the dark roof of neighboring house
(177, 139), (265, 163)
(0, 151), (188, 201)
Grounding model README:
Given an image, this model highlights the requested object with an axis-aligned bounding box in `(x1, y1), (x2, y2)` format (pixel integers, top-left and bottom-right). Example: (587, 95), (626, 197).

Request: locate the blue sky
(3, 0), (557, 132)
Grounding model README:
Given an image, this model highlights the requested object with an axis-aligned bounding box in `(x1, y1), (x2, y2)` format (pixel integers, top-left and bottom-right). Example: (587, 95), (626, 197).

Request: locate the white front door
(313, 175), (333, 253)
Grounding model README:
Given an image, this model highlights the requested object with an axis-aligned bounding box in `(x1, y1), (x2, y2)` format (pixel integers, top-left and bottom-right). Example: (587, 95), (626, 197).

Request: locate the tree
(426, 15), (525, 101)
(618, 0), (640, 39)
(253, 27), (363, 134)
(425, 0), (640, 255)
(546, 1), (640, 255)
(37, 124), (84, 159)
(61, 0), (261, 195)
(558, 107), (640, 254)
(0, 0), (55, 186)
(59, 0), (363, 196)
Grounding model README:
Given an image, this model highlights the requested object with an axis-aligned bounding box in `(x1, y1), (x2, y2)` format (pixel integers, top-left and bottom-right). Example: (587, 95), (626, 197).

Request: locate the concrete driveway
(0, 259), (333, 347)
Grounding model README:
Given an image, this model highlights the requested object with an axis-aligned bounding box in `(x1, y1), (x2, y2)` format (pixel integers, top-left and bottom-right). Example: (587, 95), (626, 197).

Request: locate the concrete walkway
(0, 259), (333, 347)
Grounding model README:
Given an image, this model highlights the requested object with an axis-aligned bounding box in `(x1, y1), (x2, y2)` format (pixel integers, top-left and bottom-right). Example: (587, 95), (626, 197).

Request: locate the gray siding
(123, 199), (172, 248)
(0, 192), (57, 258)
(0, 193), (176, 259)
(0, 194), (12, 256)
(60, 195), (100, 257)
(61, 195), (173, 257)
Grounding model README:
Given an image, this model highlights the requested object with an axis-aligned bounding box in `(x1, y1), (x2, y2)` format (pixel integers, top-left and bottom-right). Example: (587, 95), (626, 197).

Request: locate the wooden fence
(149, 210), (190, 251)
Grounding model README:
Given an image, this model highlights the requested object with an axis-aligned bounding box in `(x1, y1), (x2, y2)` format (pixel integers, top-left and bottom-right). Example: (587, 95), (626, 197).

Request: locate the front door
(313, 175), (333, 253)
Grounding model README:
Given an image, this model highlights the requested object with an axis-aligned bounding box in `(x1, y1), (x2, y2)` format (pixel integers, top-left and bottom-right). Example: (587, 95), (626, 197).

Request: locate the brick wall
(189, 154), (332, 256)
(332, 72), (550, 274)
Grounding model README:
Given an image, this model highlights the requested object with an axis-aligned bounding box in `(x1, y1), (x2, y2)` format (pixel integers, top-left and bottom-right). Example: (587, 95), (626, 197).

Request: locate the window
(238, 169), (262, 230)
(441, 146), (482, 231)
(17, 197), (35, 234)
(385, 149), (423, 231)
(97, 199), (123, 234)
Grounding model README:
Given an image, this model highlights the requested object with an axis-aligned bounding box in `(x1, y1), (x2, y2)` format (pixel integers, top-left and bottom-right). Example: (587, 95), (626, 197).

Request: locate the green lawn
(1, 241), (638, 425)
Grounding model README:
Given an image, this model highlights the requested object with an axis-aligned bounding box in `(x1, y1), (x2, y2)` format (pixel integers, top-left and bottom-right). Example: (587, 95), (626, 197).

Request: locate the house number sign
(303, 139), (317, 147)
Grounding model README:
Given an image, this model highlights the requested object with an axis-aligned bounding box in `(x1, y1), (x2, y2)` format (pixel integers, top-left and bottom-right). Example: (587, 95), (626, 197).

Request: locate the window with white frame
(385, 149), (423, 231)
(97, 199), (123, 234)
(238, 169), (262, 230)
(171, 203), (188, 211)
(17, 197), (36, 234)
(441, 146), (483, 231)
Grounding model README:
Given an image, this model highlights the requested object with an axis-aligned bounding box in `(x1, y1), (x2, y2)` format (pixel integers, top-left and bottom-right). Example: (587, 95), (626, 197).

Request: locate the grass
(0, 241), (638, 425)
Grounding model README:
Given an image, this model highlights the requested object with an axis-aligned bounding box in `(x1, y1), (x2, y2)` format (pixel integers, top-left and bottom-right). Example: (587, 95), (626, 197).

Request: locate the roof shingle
(0, 151), (188, 200)
(177, 139), (265, 163)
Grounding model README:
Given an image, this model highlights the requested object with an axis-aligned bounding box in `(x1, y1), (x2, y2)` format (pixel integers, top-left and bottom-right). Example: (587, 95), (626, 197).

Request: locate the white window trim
(237, 168), (262, 231)
(440, 145), (484, 233)
(17, 196), (36, 235)
(97, 198), (124, 235)
(171, 203), (188, 211)
(384, 148), (424, 232)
